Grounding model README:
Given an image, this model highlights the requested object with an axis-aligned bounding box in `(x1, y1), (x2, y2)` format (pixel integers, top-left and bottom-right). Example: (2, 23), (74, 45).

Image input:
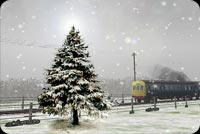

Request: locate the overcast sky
(1, 0), (200, 81)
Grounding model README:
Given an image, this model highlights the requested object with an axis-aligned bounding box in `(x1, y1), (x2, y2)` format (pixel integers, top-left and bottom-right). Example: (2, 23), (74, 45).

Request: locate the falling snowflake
(127, 67), (130, 70)
(164, 26), (168, 30)
(91, 11), (95, 15)
(168, 53), (172, 57)
(31, 15), (36, 19)
(132, 39), (137, 44)
(188, 17), (193, 21)
(180, 67), (184, 71)
(16, 54), (22, 59)
(173, 3), (176, 6)
(6, 74), (9, 78)
(198, 27), (200, 31)
(119, 46), (123, 50)
(65, 1), (69, 4)
(21, 30), (25, 33)
(18, 24), (23, 28)
(181, 17), (185, 20)
(116, 63), (120, 66)
(133, 8), (140, 14)
(52, 35), (57, 38)
(22, 66), (26, 70)
(125, 37), (131, 44)
(32, 68), (36, 72)
(121, 32), (126, 35)
(161, 1), (167, 6)
(105, 35), (110, 40)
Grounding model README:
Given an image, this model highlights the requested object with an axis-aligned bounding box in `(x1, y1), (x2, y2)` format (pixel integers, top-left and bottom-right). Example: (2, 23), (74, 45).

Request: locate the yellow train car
(132, 80), (200, 103)
(132, 80), (146, 102)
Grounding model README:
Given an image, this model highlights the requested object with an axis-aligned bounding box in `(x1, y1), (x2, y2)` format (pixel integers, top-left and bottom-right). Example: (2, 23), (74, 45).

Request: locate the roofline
(138, 79), (200, 84)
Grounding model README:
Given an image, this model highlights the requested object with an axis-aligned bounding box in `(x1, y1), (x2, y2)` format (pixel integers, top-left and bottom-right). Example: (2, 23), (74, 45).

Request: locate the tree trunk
(72, 108), (79, 125)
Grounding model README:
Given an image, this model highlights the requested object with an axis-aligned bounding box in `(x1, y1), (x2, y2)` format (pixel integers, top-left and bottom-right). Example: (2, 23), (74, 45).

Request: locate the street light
(130, 52), (136, 114)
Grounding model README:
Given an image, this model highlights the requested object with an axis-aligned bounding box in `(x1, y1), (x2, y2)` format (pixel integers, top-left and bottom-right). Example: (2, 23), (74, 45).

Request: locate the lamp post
(130, 52), (136, 114)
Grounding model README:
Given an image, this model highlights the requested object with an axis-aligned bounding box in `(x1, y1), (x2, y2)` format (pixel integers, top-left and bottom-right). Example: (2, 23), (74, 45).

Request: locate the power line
(0, 39), (59, 49)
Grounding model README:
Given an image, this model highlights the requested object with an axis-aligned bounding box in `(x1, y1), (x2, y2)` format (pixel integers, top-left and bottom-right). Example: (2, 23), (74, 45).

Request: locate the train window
(140, 86), (143, 90)
(160, 85), (165, 90)
(133, 86), (136, 90)
(148, 85), (151, 90)
(136, 86), (140, 90)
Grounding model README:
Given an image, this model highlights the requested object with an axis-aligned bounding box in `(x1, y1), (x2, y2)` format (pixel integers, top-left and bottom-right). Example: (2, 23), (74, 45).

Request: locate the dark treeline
(98, 77), (134, 96)
(0, 77), (135, 98)
(0, 78), (45, 98)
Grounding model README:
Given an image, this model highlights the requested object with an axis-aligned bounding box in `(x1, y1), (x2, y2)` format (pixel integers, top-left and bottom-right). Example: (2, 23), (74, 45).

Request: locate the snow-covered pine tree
(38, 26), (110, 125)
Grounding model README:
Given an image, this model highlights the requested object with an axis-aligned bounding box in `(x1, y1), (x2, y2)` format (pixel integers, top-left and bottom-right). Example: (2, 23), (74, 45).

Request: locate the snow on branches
(38, 26), (110, 124)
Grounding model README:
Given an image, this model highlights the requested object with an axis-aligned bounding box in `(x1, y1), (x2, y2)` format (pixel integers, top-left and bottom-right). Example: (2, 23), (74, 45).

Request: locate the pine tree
(38, 26), (110, 125)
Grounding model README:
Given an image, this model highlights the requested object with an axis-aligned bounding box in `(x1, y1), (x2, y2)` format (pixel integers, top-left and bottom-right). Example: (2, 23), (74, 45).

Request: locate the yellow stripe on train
(132, 80), (146, 97)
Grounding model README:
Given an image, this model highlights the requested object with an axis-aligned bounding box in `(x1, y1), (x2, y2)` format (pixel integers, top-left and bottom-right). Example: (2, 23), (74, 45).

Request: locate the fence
(0, 96), (39, 111)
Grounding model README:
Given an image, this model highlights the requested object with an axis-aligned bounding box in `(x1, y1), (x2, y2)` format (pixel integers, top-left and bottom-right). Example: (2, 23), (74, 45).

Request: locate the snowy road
(1, 100), (200, 134)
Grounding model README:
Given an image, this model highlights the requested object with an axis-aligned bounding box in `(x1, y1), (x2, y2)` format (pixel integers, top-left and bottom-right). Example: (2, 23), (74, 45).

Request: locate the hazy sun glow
(60, 16), (83, 33)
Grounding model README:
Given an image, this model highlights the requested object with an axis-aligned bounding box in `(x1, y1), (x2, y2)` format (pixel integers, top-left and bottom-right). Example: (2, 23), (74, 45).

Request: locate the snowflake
(161, 1), (167, 6)
(91, 11), (96, 15)
(21, 30), (25, 33)
(112, 39), (116, 43)
(32, 68), (36, 72)
(105, 35), (110, 40)
(168, 53), (172, 57)
(132, 39), (137, 44)
(31, 15), (36, 19)
(11, 28), (15, 31)
(173, 3), (176, 6)
(180, 67), (184, 71)
(116, 63), (120, 66)
(6, 74), (9, 78)
(188, 17), (193, 21)
(181, 17), (185, 20)
(121, 32), (126, 35)
(16, 54), (22, 59)
(65, 1), (69, 4)
(18, 24), (23, 28)
(119, 46), (123, 50)
(198, 27), (200, 31)
(124, 37), (131, 44)
(133, 8), (140, 14)
(164, 26), (168, 30)
(52, 35), (57, 38)
(22, 66), (26, 70)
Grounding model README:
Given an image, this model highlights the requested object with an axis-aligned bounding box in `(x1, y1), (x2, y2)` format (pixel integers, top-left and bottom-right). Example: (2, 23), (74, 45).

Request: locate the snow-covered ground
(1, 100), (199, 134)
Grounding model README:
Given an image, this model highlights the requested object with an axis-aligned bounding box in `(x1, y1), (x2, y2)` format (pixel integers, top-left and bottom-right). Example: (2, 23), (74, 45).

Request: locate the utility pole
(130, 52), (136, 114)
